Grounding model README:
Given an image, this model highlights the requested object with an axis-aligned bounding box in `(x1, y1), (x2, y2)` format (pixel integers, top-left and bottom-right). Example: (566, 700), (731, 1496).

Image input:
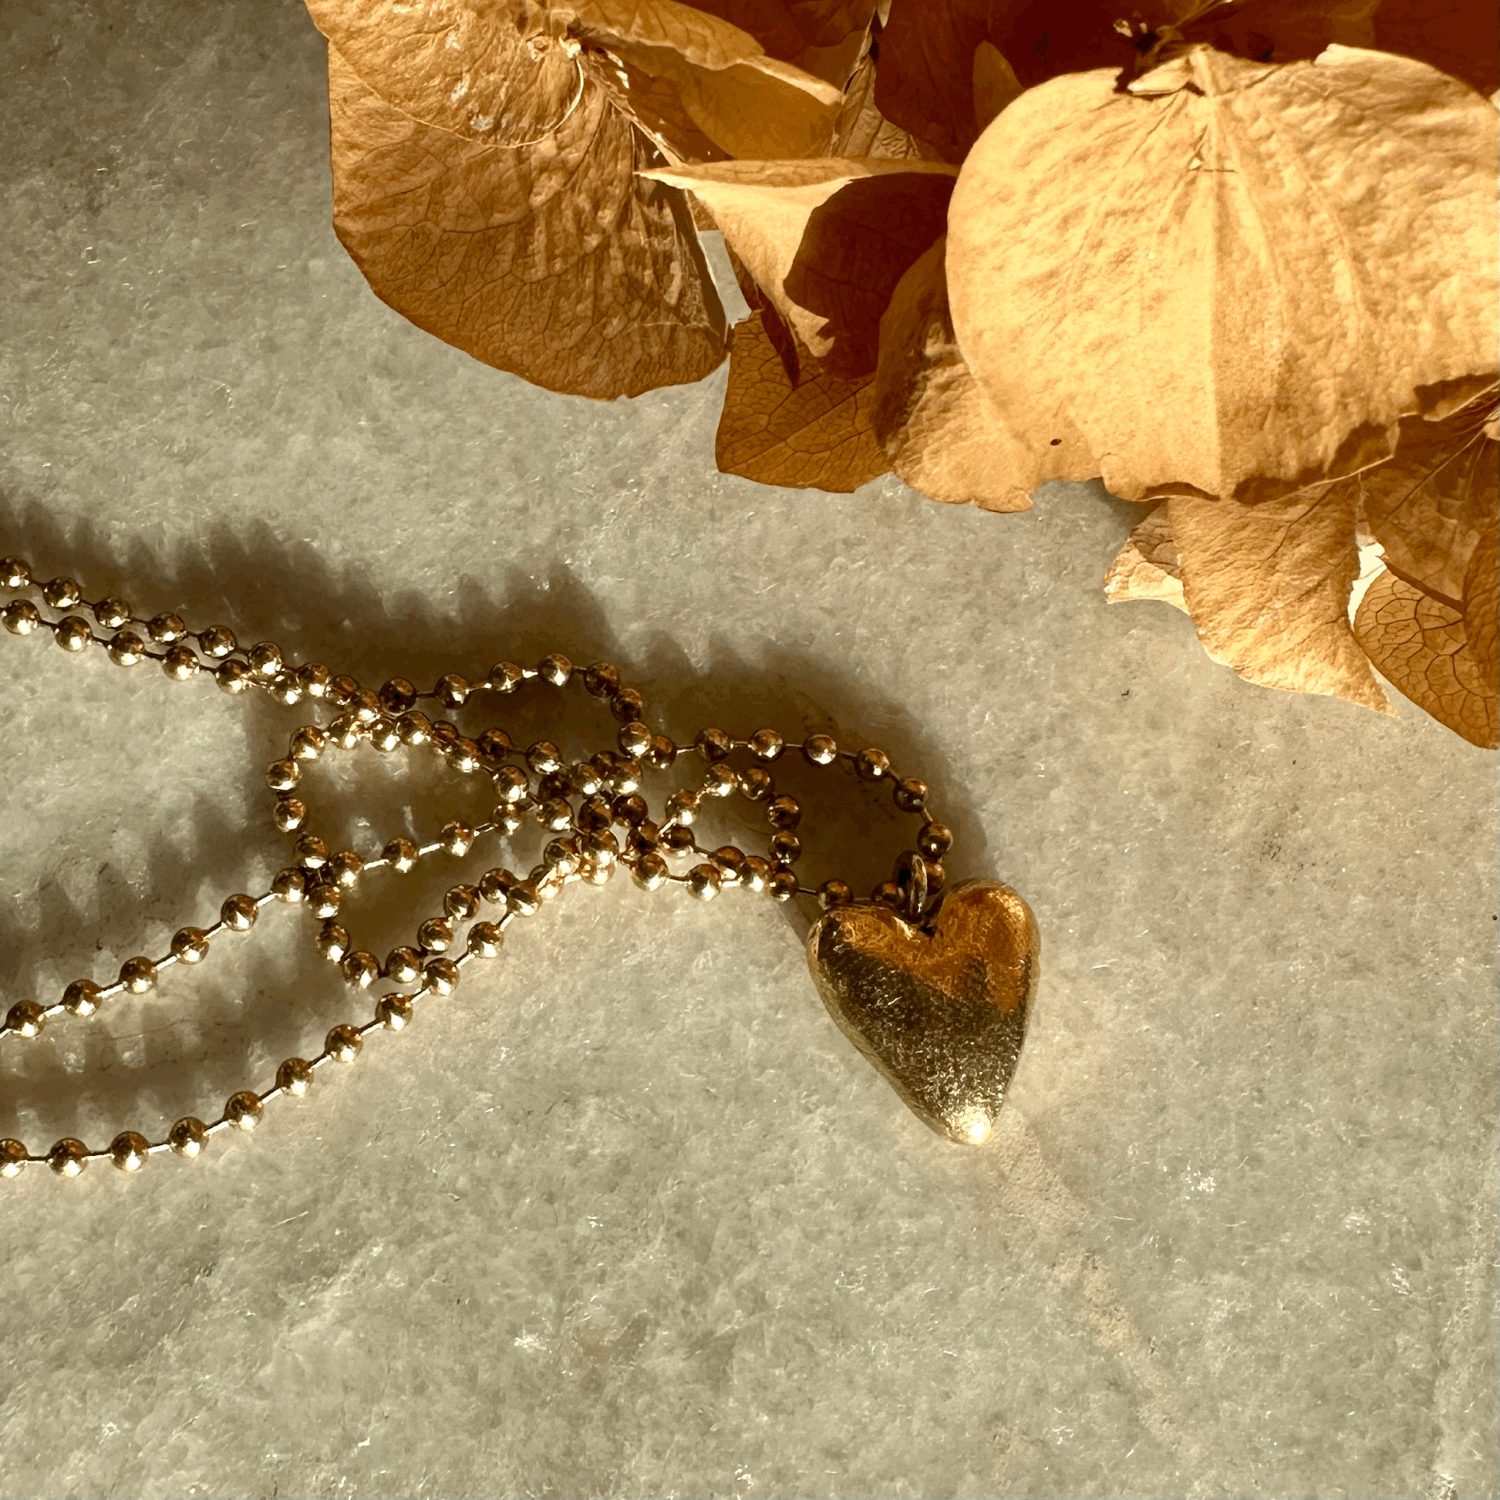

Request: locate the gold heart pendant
(806, 881), (1039, 1145)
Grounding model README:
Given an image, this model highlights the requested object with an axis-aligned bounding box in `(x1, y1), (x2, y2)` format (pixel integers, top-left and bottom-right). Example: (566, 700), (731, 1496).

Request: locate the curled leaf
(1356, 392), (1498, 604)
(875, 0), (1139, 160)
(715, 309), (888, 489)
(327, 47), (727, 398)
(1168, 485), (1392, 712)
(574, 0), (843, 159)
(1354, 564), (1498, 747)
(645, 157), (957, 377)
(305, 0), (584, 146)
(1103, 504), (1189, 613)
(690, 0), (878, 86)
(946, 45), (1500, 503)
(873, 239), (1094, 510)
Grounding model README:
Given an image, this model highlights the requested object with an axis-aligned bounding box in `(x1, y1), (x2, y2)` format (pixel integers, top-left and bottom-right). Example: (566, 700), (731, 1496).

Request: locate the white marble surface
(1, 3), (1495, 1497)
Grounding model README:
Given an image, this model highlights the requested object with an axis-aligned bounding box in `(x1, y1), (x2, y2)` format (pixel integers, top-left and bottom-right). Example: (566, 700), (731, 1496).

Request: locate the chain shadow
(0, 484), (1020, 1167)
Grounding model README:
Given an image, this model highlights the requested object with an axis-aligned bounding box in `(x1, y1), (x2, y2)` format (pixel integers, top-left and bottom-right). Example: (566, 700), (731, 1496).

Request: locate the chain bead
(423, 959), (460, 996)
(339, 951), (381, 988)
(383, 947), (422, 983)
(295, 834), (329, 868)
(273, 797), (307, 833)
(325, 1025), (362, 1063)
(119, 956), (158, 994)
(289, 725), (327, 760)
(148, 612), (187, 643)
(918, 822), (954, 859)
(506, 881), (541, 917)
(748, 728), (784, 761)
(694, 728), (732, 761)
(0, 556), (31, 588)
(818, 879), (853, 909)
(42, 577), (82, 609)
(855, 747), (892, 781)
(583, 662), (620, 697)
(435, 672), (469, 708)
(537, 653), (572, 687)
(161, 644), (199, 679)
(54, 615), (92, 652)
(382, 838), (419, 873)
(770, 831), (802, 865)
(271, 867), (307, 903)
(768, 795), (801, 830)
(740, 766), (773, 802)
(307, 882), (341, 919)
(266, 758), (300, 792)
(109, 1132), (150, 1172)
(297, 663), (333, 697)
(398, 710), (432, 747)
(107, 629), (147, 666)
(439, 821), (475, 856)
(220, 894), (259, 931)
(767, 869), (800, 902)
(443, 884), (481, 919)
(686, 864), (722, 901)
(487, 661), (523, 693)
(0, 1139), (28, 1177)
(701, 764), (737, 798)
(633, 852), (669, 891)
(198, 625), (236, 657)
(277, 1057), (314, 1095)
(377, 993), (413, 1030)
(417, 918), (454, 953)
(378, 678), (417, 714)
(216, 659), (252, 693)
(368, 717), (400, 752)
(327, 850), (364, 887)
(169, 1117), (210, 1156)
(48, 1138), (89, 1176)
(224, 1092), (263, 1131)
(2, 600), (41, 635)
(803, 734), (837, 765)
(316, 923), (351, 963)
(63, 978), (103, 1014)
(248, 642), (285, 677)
(893, 777), (928, 813)
(5, 1001), (44, 1038)
(466, 922), (503, 958)
(93, 597), (131, 629)
(873, 880), (904, 908)
(741, 855), (772, 894)
(171, 927), (210, 962)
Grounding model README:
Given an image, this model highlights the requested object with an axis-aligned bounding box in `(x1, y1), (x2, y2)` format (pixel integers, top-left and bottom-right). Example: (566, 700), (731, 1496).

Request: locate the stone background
(1, 2), (1495, 1496)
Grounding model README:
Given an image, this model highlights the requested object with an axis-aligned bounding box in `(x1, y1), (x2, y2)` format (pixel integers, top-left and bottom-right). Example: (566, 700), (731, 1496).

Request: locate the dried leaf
(1356, 392), (1499, 605)
(831, 55), (933, 159)
(1162, 0), (1499, 100)
(573, 0), (844, 159)
(305, 0), (582, 145)
(874, 0), (1140, 160)
(873, 239), (1094, 510)
(1168, 485), (1392, 711)
(971, 41), (1024, 134)
(688, 0), (878, 85)
(1103, 505), (1189, 613)
(947, 45), (1500, 503)
(646, 158), (957, 377)
(716, 310), (888, 489)
(1354, 566), (1498, 746)
(1463, 521), (1499, 686)
(327, 46), (727, 399)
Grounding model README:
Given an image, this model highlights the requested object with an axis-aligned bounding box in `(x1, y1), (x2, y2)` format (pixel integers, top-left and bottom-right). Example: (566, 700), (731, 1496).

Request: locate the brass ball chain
(0, 556), (955, 1179)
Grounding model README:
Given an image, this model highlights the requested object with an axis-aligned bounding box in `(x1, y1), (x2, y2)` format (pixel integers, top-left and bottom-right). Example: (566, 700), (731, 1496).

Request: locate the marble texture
(0, 2), (1495, 1497)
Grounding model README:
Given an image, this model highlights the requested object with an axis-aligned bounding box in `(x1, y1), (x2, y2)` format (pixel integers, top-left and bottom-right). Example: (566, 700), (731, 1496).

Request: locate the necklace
(0, 553), (1039, 1178)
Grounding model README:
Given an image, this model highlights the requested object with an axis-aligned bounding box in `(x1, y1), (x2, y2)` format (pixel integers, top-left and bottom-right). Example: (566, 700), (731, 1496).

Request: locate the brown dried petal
(716, 311), (888, 490)
(875, 0), (1142, 160)
(831, 55), (933, 160)
(328, 48), (726, 400)
(305, 0), (583, 146)
(1354, 567), (1498, 747)
(646, 158), (957, 379)
(1103, 504), (1189, 614)
(1357, 396), (1498, 605)
(873, 239), (1094, 511)
(687, 0), (878, 85)
(573, 0), (843, 159)
(947, 45), (1500, 504)
(1168, 486), (1392, 712)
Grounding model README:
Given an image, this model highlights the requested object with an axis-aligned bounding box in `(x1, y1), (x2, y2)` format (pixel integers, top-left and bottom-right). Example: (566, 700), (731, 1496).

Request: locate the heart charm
(807, 881), (1039, 1145)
